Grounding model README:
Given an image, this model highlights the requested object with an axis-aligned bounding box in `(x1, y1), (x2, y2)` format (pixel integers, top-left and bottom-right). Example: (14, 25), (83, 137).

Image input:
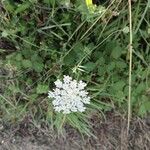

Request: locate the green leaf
(9, 85), (20, 93)
(22, 59), (32, 68)
(97, 57), (105, 65)
(36, 84), (49, 94)
(31, 54), (43, 62)
(73, 43), (84, 59)
(115, 61), (127, 69)
(15, 53), (23, 61)
(98, 66), (106, 76)
(33, 62), (44, 72)
(29, 94), (38, 102)
(109, 81), (126, 97)
(54, 113), (65, 132)
(84, 62), (95, 72)
(107, 62), (115, 72)
(135, 83), (145, 95)
(116, 91), (125, 98)
(63, 51), (76, 66)
(113, 81), (126, 91)
(111, 45), (122, 59)
(15, 2), (31, 14)
(138, 96), (150, 116)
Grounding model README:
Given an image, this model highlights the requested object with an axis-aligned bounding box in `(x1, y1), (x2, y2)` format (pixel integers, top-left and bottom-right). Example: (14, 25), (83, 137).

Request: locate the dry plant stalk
(127, 0), (133, 135)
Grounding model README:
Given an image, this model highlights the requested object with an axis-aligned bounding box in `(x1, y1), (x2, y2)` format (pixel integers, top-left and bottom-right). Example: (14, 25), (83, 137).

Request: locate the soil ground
(0, 113), (150, 150)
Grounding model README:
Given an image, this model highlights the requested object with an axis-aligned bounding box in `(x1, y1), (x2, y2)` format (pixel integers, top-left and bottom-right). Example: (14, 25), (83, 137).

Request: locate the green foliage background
(0, 0), (150, 135)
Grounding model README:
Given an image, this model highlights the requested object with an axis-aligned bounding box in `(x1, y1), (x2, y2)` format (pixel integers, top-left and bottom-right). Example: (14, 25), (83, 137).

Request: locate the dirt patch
(0, 113), (150, 150)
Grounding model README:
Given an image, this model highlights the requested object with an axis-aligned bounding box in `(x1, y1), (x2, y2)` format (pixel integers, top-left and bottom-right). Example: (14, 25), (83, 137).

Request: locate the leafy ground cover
(0, 0), (150, 148)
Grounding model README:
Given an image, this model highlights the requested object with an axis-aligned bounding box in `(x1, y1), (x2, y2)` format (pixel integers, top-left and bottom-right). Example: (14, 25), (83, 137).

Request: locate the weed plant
(0, 0), (150, 136)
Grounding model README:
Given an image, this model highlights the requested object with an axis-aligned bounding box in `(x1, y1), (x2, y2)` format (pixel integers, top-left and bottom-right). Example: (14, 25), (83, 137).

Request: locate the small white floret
(48, 75), (90, 114)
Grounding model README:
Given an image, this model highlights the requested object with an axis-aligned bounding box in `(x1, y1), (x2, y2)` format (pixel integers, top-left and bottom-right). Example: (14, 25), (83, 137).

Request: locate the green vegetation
(0, 0), (150, 136)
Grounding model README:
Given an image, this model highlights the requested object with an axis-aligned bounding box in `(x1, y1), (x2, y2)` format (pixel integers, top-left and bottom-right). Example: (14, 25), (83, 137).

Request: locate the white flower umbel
(48, 75), (90, 114)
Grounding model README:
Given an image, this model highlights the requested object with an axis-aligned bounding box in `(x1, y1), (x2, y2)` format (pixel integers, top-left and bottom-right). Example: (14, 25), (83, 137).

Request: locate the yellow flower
(85, 0), (97, 13)
(86, 0), (93, 6)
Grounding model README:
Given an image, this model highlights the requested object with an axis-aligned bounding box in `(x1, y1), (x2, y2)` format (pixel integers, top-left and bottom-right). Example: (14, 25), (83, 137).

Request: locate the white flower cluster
(48, 75), (90, 114)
